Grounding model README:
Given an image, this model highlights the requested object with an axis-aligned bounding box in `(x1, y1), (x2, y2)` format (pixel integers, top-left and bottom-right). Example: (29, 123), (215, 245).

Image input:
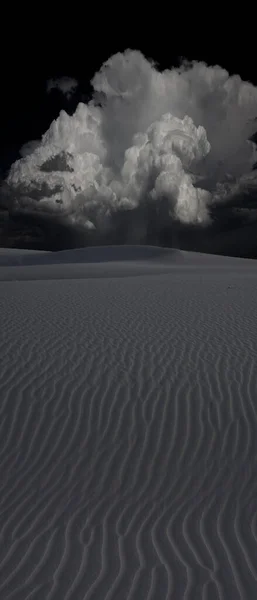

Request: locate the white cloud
(6, 50), (257, 241)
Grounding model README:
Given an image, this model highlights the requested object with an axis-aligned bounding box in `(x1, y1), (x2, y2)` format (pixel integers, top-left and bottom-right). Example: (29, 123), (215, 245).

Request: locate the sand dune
(1, 246), (257, 599)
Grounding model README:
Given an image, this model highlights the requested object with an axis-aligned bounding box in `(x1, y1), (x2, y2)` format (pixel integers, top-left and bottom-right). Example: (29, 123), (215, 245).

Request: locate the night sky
(1, 11), (256, 254)
(1, 10), (256, 173)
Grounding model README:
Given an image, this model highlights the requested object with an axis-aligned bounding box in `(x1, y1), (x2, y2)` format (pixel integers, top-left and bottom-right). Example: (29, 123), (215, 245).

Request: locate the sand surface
(1, 246), (257, 599)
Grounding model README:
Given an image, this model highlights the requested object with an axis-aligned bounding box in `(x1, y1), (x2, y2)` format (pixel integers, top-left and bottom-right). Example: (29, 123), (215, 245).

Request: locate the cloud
(6, 50), (257, 245)
(46, 77), (78, 99)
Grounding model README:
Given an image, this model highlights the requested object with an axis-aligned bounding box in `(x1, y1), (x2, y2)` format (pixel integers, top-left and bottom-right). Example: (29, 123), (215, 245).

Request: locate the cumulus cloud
(6, 50), (257, 243)
(46, 77), (78, 99)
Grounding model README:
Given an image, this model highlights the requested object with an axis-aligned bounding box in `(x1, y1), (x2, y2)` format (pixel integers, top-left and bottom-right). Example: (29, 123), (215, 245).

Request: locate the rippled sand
(1, 246), (257, 599)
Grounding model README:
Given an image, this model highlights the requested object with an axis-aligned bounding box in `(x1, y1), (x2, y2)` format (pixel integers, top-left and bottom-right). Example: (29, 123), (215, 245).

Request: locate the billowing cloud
(6, 50), (257, 244)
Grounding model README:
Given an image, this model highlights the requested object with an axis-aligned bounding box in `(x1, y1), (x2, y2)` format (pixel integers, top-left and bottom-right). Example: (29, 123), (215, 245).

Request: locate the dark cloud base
(1, 191), (257, 259)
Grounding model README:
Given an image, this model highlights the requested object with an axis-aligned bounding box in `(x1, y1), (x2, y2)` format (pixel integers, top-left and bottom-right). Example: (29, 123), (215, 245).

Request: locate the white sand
(1, 245), (257, 599)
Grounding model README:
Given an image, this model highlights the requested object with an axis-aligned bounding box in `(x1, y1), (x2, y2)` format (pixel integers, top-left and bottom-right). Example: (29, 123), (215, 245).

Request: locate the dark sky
(1, 10), (257, 256)
(1, 10), (256, 173)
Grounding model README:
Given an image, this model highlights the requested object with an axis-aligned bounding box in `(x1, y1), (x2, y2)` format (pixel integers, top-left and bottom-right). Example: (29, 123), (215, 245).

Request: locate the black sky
(1, 10), (256, 173)
(1, 10), (257, 255)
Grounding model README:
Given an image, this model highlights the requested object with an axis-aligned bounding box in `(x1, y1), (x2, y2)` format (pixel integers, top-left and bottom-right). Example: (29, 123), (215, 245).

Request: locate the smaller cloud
(46, 77), (78, 99)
